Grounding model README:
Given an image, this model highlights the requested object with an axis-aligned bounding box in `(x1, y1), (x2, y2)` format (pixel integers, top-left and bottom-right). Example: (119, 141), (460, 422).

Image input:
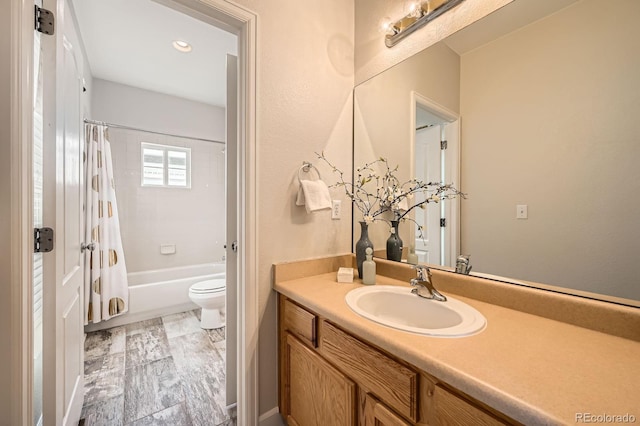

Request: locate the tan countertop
(274, 271), (640, 425)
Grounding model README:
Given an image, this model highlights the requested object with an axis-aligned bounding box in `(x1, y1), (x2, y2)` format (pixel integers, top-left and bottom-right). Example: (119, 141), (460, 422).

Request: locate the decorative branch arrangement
(316, 151), (466, 237)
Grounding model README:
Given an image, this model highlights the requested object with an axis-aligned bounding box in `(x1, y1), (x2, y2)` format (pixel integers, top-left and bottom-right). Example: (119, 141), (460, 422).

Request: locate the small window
(141, 143), (191, 188)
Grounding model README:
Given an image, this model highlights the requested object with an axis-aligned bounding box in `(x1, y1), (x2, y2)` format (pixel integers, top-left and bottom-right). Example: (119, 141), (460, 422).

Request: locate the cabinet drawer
(283, 299), (317, 347)
(319, 321), (418, 422)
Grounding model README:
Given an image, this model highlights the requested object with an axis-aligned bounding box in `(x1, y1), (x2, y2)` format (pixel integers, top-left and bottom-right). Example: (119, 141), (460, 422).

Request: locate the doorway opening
(411, 91), (460, 268)
(12, 0), (257, 424)
(72, 0), (237, 423)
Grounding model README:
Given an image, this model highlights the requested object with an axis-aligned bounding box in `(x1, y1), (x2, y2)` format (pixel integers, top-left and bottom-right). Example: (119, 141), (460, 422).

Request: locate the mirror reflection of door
(414, 124), (441, 264)
(413, 97), (460, 268)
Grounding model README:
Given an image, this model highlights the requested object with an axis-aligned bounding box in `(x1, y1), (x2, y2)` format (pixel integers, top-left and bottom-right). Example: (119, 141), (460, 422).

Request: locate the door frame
(8, 0), (37, 424)
(7, 0), (259, 424)
(410, 91), (460, 267)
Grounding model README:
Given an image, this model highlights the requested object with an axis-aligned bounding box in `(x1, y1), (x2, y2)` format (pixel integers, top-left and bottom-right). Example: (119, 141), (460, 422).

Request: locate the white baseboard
(258, 407), (283, 426)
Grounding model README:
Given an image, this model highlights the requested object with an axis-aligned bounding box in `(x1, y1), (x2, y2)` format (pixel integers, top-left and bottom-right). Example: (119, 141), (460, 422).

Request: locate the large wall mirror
(353, 0), (640, 307)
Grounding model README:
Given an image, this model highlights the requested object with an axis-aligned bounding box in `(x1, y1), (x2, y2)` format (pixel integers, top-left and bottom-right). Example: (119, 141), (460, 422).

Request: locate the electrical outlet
(516, 204), (528, 219)
(332, 200), (341, 220)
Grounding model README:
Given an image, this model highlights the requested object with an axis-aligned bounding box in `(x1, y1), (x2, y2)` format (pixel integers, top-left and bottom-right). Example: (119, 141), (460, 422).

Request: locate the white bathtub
(85, 262), (225, 332)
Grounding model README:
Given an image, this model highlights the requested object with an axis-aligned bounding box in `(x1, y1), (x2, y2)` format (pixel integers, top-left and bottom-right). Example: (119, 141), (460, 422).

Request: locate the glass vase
(386, 220), (403, 262)
(355, 221), (374, 278)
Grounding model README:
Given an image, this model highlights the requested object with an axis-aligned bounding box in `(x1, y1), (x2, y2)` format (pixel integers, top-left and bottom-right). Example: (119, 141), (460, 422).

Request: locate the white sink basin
(345, 285), (486, 337)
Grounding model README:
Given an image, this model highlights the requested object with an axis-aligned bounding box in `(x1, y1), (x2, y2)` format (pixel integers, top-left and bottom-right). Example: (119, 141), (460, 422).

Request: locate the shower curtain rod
(416, 123), (436, 131)
(83, 119), (225, 145)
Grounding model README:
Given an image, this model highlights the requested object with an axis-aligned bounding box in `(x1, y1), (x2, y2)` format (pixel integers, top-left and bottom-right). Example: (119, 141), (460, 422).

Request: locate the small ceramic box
(337, 267), (354, 283)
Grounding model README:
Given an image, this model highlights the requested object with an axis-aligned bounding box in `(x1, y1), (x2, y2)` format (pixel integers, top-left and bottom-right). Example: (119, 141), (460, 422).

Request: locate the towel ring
(298, 161), (322, 183)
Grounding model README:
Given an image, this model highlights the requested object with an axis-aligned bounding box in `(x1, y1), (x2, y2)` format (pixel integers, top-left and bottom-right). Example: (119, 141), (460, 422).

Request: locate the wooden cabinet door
(361, 393), (412, 426)
(283, 333), (356, 426)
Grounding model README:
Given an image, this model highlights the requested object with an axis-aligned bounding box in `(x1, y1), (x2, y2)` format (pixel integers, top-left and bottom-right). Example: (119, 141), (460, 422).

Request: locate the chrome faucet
(410, 265), (447, 302)
(455, 254), (472, 275)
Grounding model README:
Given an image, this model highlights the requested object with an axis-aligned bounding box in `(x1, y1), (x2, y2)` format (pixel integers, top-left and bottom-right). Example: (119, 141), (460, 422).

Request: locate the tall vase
(386, 220), (403, 262)
(355, 221), (374, 278)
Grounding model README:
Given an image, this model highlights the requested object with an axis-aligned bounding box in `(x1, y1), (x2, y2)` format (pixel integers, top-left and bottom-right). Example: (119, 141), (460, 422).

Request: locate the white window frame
(141, 142), (192, 188)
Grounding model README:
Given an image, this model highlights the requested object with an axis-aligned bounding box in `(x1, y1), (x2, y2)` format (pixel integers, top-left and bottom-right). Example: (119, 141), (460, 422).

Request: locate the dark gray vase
(355, 221), (373, 278)
(386, 220), (403, 262)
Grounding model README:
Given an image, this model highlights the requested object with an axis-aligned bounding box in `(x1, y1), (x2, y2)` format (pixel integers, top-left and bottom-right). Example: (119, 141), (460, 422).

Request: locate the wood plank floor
(80, 310), (233, 426)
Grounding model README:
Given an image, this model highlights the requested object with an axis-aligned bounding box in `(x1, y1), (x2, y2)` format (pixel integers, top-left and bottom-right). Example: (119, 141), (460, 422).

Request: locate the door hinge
(441, 140), (448, 150)
(34, 227), (55, 253)
(35, 5), (55, 35)
(440, 218), (446, 227)
(224, 241), (238, 253)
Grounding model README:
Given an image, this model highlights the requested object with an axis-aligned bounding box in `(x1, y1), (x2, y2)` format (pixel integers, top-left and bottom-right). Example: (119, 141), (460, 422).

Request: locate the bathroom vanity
(279, 296), (514, 425)
(274, 255), (640, 425)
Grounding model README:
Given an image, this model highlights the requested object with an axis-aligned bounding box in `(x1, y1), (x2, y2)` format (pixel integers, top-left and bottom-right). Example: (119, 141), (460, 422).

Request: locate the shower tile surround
(81, 310), (232, 426)
(108, 127), (226, 273)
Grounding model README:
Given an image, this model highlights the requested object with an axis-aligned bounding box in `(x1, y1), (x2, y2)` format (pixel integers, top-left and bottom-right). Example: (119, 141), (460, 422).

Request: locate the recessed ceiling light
(172, 40), (192, 53)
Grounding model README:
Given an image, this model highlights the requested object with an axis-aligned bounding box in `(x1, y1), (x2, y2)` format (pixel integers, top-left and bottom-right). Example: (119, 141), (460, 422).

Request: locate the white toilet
(188, 278), (225, 329)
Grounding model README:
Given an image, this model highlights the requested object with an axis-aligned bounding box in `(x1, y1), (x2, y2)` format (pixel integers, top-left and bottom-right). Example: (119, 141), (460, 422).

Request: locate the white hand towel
(296, 179), (332, 213)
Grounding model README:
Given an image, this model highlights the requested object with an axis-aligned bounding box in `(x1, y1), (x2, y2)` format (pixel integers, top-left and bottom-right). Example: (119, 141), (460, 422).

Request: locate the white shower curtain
(84, 124), (129, 324)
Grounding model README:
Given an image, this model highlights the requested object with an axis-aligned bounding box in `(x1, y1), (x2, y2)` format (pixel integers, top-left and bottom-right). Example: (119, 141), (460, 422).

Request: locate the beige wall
(231, 0), (355, 416)
(354, 0), (511, 84)
(354, 41), (460, 247)
(460, 0), (640, 300)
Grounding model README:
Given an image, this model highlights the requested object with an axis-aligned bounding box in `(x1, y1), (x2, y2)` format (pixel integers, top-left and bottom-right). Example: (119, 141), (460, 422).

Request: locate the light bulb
(379, 17), (395, 35)
(407, 1), (421, 17)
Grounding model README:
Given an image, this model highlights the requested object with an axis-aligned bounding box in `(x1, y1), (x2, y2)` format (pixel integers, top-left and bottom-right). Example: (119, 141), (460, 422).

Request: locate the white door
(414, 125), (442, 264)
(42, 0), (85, 424)
(225, 54), (238, 411)
(442, 120), (460, 267)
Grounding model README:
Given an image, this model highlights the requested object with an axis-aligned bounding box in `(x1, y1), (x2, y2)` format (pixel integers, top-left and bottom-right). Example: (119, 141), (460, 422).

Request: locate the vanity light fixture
(172, 40), (192, 53)
(384, 0), (465, 48)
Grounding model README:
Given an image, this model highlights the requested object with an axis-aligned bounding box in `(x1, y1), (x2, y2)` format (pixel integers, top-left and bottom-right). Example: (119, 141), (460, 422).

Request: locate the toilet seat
(189, 279), (225, 294)
(189, 278), (225, 329)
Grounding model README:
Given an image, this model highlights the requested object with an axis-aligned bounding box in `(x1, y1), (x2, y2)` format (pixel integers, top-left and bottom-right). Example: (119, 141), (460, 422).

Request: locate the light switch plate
(332, 200), (341, 220)
(516, 204), (528, 219)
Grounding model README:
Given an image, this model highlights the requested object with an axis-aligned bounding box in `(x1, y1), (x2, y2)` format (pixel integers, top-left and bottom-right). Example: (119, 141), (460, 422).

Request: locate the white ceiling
(71, 0), (237, 107)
